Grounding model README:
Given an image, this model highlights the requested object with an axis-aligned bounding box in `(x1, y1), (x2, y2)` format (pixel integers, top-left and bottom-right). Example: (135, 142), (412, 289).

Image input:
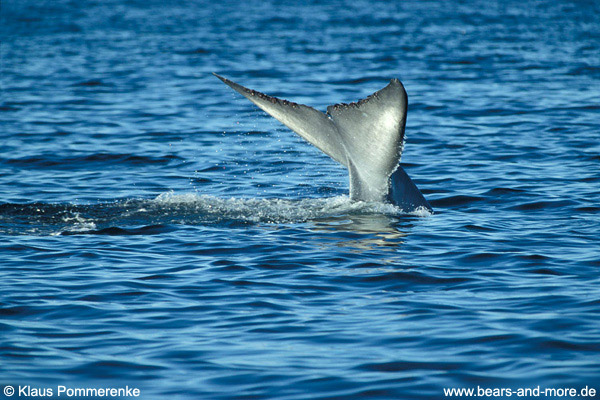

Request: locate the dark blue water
(2, 0), (600, 398)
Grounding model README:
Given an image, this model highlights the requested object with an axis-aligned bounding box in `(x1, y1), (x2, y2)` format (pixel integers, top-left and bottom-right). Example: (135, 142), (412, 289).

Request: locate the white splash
(61, 212), (97, 232)
(152, 192), (416, 224)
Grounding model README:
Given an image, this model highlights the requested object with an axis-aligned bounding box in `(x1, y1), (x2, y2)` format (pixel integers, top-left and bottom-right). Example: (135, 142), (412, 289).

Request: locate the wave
(2, 153), (182, 169)
(0, 192), (432, 236)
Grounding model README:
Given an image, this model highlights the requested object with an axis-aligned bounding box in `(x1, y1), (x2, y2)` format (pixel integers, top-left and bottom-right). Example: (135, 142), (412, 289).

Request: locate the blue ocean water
(1, 0), (599, 398)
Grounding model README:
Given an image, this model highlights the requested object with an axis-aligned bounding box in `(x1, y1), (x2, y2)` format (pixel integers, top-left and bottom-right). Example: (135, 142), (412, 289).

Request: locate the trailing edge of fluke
(213, 73), (432, 213)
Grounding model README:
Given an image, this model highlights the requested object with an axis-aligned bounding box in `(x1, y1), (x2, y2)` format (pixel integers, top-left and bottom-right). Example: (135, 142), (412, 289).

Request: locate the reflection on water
(311, 213), (413, 251)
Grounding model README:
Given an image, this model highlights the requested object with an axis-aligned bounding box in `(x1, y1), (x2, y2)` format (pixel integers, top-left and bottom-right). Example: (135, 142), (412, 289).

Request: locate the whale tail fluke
(213, 73), (346, 165)
(388, 166), (433, 212)
(213, 73), (432, 213)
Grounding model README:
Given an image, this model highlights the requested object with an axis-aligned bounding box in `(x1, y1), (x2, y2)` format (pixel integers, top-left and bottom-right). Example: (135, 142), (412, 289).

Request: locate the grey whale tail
(213, 73), (432, 213)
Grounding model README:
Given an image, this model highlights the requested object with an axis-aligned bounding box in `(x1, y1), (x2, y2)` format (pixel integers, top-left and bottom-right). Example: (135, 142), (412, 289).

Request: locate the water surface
(1, 0), (599, 398)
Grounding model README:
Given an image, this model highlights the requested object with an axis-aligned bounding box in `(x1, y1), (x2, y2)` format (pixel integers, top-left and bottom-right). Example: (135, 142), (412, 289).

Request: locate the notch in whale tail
(213, 73), (432, 213)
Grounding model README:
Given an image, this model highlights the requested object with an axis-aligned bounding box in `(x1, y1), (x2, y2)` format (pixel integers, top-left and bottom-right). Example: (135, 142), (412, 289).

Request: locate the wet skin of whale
(214, 73), (432, 213)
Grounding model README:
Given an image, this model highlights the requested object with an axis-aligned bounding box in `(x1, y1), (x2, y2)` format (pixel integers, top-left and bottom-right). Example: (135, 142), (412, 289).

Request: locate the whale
(213, 73), (432, 213)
